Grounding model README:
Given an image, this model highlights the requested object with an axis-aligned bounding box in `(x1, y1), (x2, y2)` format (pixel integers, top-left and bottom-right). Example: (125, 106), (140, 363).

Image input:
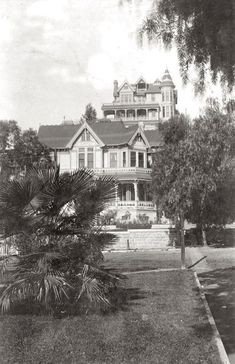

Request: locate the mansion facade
(102, 69), (177, 130)
(38, 69), (177, 222)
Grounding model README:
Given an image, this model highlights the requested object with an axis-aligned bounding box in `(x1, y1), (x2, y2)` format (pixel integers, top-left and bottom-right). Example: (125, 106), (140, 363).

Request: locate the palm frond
(76, 264), (110, 306)
(0, 271), (72, 313)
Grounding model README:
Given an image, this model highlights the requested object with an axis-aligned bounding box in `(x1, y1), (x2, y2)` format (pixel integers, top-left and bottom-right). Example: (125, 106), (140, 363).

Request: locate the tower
(160, 69), (176, 120)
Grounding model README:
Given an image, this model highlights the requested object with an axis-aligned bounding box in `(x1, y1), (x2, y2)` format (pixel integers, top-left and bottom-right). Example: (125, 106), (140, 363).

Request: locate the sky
(0, 0), (224, 130)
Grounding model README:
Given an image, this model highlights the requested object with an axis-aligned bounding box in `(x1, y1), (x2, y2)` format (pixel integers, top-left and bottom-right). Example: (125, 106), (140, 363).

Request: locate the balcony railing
(112, 116), (159, 122)
(102, 102), (160, 108)
(92, 167), (152, 175)
(60, 167), (152, 175)
(109, 200), (154, 210)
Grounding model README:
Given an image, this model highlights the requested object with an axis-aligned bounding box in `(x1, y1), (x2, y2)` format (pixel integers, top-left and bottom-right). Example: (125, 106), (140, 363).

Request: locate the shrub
(0, 167), (122, 315)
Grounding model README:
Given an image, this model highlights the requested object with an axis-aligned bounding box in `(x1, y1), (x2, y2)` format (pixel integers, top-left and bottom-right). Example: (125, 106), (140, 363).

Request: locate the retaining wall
(106, 226), (175, 250)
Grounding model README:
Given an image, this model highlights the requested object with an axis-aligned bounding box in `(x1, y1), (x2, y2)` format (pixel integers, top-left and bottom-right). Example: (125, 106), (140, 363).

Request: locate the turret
(160, 69), (176, 120)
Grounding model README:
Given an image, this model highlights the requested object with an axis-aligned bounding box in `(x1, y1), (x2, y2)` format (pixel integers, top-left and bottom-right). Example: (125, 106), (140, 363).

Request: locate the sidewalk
(187, 247), (235, 364)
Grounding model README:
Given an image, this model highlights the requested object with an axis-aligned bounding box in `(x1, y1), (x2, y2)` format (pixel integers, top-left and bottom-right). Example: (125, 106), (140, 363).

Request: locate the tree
(152, 114), (190, 268)
(14, 129), (51, 171)
(152, 106), (235, 259)
(82, 103), (97, 122)
(184, 104), (235, 244)
(0, 121), (51, 177)
(137, 0), (235, 92)
(0, 121), (21, 175)
(0, 167), (120, 315)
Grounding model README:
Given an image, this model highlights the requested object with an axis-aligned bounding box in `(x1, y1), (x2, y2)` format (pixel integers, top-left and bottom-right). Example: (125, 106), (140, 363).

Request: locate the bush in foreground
(0, 167), (122, 315)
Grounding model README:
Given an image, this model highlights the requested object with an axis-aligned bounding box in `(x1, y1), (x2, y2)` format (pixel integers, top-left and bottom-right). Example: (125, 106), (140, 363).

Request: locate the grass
(103, 249), (191, 272)
(0, 270), (222, 364)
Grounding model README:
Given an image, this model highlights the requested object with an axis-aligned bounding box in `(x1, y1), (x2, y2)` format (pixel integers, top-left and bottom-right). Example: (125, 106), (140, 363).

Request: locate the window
(166, 91), (169, 102)
(130, 151), (136, 167)
(110, 152), (117, 168)
(147, 154), (152, 168)
(162, 92), (165, 102)
(122, 151), (126, 167)
(162, 106), (165, 118)
(151, 94), (155, 102)
(170, 91), (173, 102)
(166, 105), (169, 118)
(81, 129), (91, 141)
(87, 148), (94, 168)
(78, 148), (85, 168)
(138, 152), (144, 168)
(138, 82), (146, 89)
(138, 184), (145, 200)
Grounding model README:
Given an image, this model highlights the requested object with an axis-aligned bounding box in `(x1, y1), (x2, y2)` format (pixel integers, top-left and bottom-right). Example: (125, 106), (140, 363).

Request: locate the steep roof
(147, 84), (161, 93)
(88, 121), (138, 145)
(144, 129), (164, 147)
(38, 124), (80, 149)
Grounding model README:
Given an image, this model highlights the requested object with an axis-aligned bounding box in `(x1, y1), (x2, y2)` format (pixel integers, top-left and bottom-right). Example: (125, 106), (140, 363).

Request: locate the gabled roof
(38, 121), (139, 149)
(38, 124), (80, 149)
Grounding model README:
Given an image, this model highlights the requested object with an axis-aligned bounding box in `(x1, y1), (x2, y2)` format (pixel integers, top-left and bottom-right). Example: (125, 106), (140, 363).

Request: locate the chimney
(113, 80), (118, 98)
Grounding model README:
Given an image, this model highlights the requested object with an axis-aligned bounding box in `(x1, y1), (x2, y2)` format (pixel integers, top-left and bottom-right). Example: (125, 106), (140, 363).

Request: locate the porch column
(115, 184), (119, 207)
(133, 181), (138, 208)
(144, 183), (147, 201)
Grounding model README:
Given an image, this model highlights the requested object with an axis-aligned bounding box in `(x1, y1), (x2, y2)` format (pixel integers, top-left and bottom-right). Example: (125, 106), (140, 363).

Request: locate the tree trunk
(179, 210), (186, 269)
(202, 227), (207, 246)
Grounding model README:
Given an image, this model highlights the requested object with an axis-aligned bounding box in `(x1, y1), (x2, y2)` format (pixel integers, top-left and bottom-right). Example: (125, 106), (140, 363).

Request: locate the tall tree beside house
(184, 104), (235, 244)
(14, 128), (51, 171)
(152, 114), (190, 268)
(152, 106), (235, 258)
(0, 166), (119, 315)
(0, 121), (51, 177)
(82, 103), (97, 122)
(123, 0), (235, 93)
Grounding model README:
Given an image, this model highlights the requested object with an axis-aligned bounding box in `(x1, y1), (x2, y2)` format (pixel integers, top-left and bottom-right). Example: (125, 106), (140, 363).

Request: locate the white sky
(0, 0), (224, 130)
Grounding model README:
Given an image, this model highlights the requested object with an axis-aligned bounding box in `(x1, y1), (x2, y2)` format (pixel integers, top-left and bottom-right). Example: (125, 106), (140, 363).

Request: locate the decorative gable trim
(136, 76), (146, 85)
(128, 126), (150, 148)
(66, 121), (105, 148)
(118, 81), (134, 93)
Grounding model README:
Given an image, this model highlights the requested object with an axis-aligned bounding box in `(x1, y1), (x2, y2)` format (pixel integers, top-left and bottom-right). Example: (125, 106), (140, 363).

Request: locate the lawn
(103, 249), (191, 272)
(0, 270), (222, 364)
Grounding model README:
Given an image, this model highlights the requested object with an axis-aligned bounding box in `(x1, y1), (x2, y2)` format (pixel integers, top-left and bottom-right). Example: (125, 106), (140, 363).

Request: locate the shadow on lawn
(198, 267), (235, 356)
(0, 284), (149, 318)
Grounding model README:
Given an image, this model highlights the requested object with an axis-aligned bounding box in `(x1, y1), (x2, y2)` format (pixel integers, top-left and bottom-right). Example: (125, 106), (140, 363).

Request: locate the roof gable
(129, 127), (150, 148)
(66, 122), (104, 148)
(118, 81), (134, 93)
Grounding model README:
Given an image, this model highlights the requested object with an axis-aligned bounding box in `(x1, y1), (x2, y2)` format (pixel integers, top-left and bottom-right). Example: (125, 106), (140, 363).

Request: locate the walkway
(187, 247), (235, 364)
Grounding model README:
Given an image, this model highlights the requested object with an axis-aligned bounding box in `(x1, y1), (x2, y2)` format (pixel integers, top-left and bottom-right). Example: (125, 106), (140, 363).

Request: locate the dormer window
(137, 78), (146, 90)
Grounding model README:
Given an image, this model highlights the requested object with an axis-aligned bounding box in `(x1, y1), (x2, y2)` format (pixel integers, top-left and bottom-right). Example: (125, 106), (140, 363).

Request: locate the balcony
(102, 102), (160, 109)
(60, 167), (152, 180)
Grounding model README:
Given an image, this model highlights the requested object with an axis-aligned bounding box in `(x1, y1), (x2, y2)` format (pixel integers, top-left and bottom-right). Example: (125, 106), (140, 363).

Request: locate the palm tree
(0, 167), (120, 315)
